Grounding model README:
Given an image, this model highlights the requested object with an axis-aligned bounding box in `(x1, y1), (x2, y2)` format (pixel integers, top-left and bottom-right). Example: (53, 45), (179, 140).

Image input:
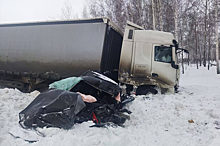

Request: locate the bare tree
(152, 0), (156, 30)
(88, 0), (104, 17)
(111, 0), (127, 29)
(158, 0), (163, 31)
(174, 0), (178, 41)
(195, 19), (199, 69)
(203, 0), (208, 67)
(208, 1), (211, 70)
(126, 0), (145, 26)
(215, 0), (220, 74)
(61, 1), (74, 20)
(82, 5), (89, 18)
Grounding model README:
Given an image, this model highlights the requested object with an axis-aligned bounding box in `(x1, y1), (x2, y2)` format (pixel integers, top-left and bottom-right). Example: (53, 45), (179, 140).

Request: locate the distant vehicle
(0, 18), (187, 93)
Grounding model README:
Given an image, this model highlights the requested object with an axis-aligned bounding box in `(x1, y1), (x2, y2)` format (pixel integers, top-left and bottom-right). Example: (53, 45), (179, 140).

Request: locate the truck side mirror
(183, 49), (189, 53)
(171, 61), (179, 69)
(177, 48), (189, 54)
(172, 39), (178, 48)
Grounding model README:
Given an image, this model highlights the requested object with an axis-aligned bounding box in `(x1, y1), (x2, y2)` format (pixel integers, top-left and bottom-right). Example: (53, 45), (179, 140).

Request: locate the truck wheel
(126, 84), (133, 95)
(174, 85), (179, 93)
(136, 85), (158, 95)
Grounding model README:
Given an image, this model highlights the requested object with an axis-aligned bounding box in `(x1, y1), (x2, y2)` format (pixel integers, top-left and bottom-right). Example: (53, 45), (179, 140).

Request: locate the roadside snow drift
(0, 65), (220, 146)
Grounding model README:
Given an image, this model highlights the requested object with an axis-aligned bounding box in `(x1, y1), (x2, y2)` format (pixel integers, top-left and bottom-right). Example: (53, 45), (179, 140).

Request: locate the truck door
(151, 44), (177, 87)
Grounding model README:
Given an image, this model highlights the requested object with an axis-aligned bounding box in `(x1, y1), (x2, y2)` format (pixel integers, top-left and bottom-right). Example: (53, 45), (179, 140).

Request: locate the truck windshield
(154, 46), (172, 63)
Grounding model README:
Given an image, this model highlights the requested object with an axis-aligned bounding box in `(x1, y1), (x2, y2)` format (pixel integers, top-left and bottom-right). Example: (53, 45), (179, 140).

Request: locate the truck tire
(136, 85), (158, 95)
(174, 85), (179, 93)
(126, 84), (133, 95)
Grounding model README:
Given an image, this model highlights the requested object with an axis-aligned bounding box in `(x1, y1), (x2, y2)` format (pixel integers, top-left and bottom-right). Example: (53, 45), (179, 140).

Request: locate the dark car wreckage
(19, 71), (134, 129)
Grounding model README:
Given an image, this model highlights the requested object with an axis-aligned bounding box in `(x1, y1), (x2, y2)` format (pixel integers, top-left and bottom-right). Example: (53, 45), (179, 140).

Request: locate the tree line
(81, 0), (220, 72)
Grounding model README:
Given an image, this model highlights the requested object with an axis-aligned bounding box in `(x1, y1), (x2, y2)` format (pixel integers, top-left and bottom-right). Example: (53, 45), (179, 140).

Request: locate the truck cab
(118, 21), (180, 94)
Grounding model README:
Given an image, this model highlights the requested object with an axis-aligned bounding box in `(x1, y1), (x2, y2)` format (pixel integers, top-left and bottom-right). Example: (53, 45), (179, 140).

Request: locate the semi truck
(0, 18), (186, 93)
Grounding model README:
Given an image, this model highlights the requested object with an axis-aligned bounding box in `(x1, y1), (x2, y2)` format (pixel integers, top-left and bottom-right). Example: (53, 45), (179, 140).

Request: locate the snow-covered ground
(0, 65), (220, 146)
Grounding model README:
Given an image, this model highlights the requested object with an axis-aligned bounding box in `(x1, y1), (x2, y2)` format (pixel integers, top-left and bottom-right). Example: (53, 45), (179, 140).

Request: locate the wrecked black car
(19, 71), (134, 129)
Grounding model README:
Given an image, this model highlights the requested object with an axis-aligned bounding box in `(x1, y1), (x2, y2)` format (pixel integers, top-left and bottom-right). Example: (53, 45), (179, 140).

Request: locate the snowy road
(0, 65), (220, 146)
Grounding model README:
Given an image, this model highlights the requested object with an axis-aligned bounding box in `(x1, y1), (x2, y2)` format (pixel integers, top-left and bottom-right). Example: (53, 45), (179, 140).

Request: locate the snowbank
(0, 65), (220, 146)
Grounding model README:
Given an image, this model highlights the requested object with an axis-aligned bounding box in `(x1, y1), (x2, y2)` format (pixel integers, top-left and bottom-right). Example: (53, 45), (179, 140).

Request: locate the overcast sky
(0, 0), (88, 23)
